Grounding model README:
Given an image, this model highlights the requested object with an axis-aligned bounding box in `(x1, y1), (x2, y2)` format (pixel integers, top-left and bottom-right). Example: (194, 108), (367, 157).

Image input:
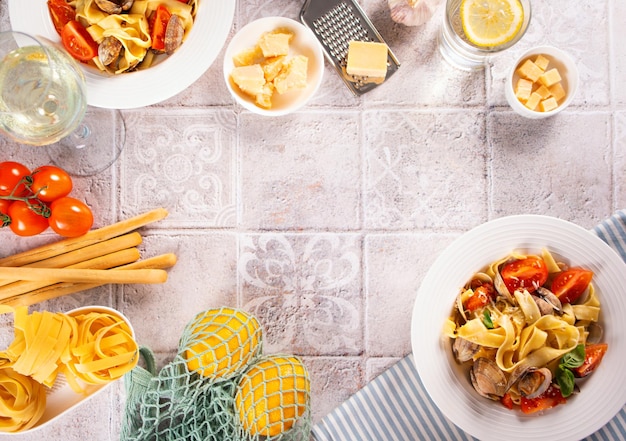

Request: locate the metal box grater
(300, 0), (400, 96)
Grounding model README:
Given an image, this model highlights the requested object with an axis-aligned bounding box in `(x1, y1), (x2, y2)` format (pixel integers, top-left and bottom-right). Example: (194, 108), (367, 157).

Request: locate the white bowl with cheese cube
(223, 16), (324, 116)
(505, 46), (578, 119)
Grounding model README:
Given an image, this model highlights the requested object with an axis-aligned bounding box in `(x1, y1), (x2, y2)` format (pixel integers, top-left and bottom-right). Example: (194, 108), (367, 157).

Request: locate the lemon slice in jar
(460, 0), (524, 48)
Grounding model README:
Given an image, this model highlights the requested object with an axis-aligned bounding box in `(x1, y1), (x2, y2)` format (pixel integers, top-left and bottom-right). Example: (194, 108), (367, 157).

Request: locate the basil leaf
(556, 365), (575, 397)
(482, 310), (494, 329)
(561, 344), (586, 369)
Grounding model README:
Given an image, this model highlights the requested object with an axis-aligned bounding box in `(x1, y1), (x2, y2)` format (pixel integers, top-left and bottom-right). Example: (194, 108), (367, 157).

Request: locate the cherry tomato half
(47, 0), (76, 36)
(520, 384), (566, 414)
(48, 197), (93, 237)
(61, 20), (98, 62)
(465, 282), (496, 312)
(500, 256), (548, 294)
(8, 201), (49, 236)
(30, 165), (73, 202)
(0, 161), (30, 197)
(149, 5), (171, 51)
(550, 268), (594, 304)
(572, 343), (608, 378)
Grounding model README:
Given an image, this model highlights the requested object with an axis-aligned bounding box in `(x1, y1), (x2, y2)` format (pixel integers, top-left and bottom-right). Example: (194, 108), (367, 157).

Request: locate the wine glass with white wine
(0, 31), (124, 176)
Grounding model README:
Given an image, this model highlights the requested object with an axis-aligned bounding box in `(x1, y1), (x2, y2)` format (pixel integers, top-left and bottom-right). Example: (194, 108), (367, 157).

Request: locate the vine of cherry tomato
(0, 161), (94, 238)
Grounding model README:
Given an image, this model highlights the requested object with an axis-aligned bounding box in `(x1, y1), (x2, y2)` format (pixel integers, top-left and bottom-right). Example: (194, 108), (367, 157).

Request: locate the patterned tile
(613, 0), (626, 106)
(239, 233), (363, 356)
(239, 111), (361, 230)
(488, 111), (612, 228)
(614, 112), (626, 210)
(488, 0), (609, 107)
(365, 233), (458, 356)
(120, 232), (238, 353)
(364, 110), (488, 230)
(119, 108), (237, 228)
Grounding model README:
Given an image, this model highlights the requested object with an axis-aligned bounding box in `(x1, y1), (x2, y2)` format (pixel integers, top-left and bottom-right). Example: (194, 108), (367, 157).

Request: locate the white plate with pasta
(8, 0), (235, 109)
(411, 215), (626, 441)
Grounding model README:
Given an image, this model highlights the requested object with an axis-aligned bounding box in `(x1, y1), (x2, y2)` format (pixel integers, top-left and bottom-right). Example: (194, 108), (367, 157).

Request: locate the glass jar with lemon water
(439, 0), (531, 71)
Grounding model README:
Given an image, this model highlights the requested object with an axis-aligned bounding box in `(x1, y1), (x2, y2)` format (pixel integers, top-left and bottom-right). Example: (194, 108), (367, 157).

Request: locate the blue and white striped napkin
(312, 210), (626, 441)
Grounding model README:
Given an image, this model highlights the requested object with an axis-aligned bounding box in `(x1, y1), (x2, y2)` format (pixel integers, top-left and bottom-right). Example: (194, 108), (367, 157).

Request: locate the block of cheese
(516, 59), (543, 82)
(231, 64), (266, 96)
(274, 55), (308, 94)
(346, 41), (388, 78)
(538, 68), (562, 87)
(258, 30), (293, 58)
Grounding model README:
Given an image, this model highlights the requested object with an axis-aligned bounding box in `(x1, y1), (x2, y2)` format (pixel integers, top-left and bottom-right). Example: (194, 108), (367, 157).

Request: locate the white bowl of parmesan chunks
(223, 16), (324, 116)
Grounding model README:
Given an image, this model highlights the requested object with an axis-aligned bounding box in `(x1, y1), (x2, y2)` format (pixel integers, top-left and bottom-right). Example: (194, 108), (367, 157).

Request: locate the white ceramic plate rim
(411, 215), (626, 441)
(9, 0), (235, 109)
(222, 16), (324, 116)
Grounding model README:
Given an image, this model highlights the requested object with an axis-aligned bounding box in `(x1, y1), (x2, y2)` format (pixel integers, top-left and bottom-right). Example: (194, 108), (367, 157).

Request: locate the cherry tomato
(465, 282), (496, 312)
(0, 161), (30, 197)
(7, 201), (49, 236)
(0, 199), (11, 227)
(520, 384), (566, 414)
(500, 256), (548, 294)
(550, 268), (594, 304)
(48, 197), (93, 237)
(30, 165), (73, 202)
(149, 5), (171, 51)
(572, 343), (608, 378)
(47, 0), (76, 36)
(61, 20), (98, 62)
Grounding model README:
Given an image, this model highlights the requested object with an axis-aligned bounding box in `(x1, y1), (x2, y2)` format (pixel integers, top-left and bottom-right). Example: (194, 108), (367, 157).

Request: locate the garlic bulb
(389, 0), (441, 27)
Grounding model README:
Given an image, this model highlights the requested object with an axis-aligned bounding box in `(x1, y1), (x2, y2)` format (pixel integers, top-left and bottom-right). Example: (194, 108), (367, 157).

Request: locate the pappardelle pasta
(48, 0), (198, 74)
(444, 249), (608, 414)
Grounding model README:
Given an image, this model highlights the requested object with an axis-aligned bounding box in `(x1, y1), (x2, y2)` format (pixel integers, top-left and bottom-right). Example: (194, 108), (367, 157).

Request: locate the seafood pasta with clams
(48, 0), (197, 74)
(444, 249), (608, 414)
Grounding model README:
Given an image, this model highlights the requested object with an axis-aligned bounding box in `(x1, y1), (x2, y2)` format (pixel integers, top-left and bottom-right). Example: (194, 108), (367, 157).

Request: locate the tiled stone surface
(0, 0), (624, 439)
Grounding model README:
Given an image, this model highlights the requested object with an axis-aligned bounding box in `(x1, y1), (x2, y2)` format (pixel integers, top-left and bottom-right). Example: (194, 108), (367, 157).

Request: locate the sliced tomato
(48, 0), (76, 36)
(551, 268), (593, 304)
(500, 256), (548, 294)
(520, 384), (566, 414)
(61, 20), (98, 62)
(149, 5), (171, 51)
(465, 282), (496, 312)
(572, 343), (608, 378)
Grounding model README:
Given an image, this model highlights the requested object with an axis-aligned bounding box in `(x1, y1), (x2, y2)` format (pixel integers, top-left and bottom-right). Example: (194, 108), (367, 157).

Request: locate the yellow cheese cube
(534, 54), (550, 71)
(258, 31), (293, 58)
(535, 84), (552, 100)
(514, 78), (533, 101)
(231, 64), (266, 96)
(346, 41), (388, 78)
(549, 82), (567, 102)
(539, 97), (559, 112)
(538, 68), (562, 87)
(274, 55), (308, 94)
(524, 92), (542, 110)
(262, 56), (286, 82)
(516, 59), (544, 82)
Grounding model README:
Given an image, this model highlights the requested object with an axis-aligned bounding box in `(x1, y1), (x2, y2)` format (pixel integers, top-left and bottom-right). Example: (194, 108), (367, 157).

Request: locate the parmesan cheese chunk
(231, 64), (266, 96)
(274, 55), (308, 94)
(258, 30), (293, 58)
(516, 59), (544, 82)
(346, 41), (388, 79)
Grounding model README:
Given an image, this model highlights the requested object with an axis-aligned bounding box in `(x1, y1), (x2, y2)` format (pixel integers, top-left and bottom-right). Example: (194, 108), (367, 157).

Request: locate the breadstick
(0, 248), (141, 301)
(0, 233), (143, 288)
(0, 208), (168, 267)
(0, 267), (167, 285)
(1, 253), (178, 307)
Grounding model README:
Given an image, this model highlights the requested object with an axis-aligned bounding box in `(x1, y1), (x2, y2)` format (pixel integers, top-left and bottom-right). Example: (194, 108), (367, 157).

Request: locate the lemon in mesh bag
(182, 307), (262, 380)
(235, 355), (310, 438)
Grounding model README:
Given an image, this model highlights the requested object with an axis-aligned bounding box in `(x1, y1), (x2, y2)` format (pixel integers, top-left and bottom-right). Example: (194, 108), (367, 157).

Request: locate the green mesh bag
(121, 308), (311, 441)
